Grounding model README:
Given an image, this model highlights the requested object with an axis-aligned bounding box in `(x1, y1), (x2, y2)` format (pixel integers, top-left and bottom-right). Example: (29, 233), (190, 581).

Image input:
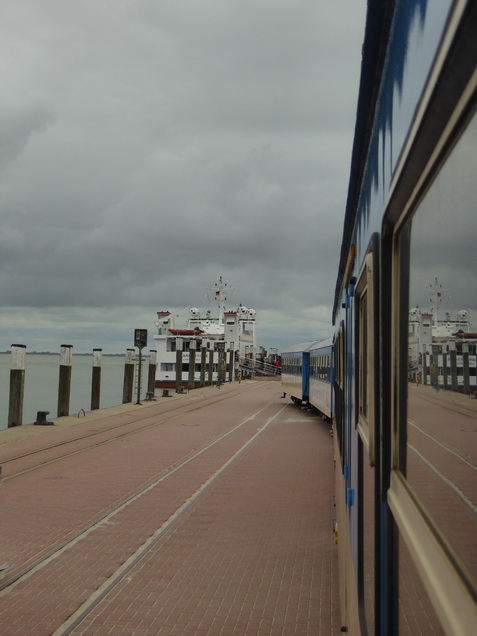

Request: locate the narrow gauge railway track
(0, 398), (284, 606)
(410, 387), (477, 420)
(409, 419), (477, 472)
(408, 419), (477, 520)
(408, 441), (477, 517)
(0, 384), (257, 481)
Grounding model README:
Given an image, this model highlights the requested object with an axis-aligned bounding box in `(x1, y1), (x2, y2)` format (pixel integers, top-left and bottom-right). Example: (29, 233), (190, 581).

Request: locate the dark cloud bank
(1, 0), (367, 352)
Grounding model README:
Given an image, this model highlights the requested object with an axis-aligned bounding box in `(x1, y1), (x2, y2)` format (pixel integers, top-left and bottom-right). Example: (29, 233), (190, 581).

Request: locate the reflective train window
(355, 249), (377, 632)
(403, 110), (477, 596)
(355, 251), (376, 464)
(334, 324), (345, 461)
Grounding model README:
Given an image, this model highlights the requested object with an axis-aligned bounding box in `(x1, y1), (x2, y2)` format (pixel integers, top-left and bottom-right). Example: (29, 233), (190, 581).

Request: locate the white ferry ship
(153, 277), (257, 389)
(408, 278), (476, 392)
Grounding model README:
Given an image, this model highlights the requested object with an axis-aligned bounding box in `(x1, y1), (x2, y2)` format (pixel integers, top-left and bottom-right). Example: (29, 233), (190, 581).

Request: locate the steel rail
(0, 397), (283, 597)
(0, 384), (267, 481)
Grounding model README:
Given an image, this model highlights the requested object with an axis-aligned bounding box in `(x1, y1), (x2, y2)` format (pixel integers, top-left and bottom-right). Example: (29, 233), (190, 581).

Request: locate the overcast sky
(1, 0), (368, 354)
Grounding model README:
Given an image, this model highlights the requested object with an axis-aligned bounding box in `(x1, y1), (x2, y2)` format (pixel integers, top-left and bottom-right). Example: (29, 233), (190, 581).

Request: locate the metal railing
(236, 356), (281, 376)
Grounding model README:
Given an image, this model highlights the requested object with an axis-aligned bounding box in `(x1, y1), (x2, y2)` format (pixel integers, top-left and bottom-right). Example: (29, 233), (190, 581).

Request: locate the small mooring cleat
(34, 411), (54, 426)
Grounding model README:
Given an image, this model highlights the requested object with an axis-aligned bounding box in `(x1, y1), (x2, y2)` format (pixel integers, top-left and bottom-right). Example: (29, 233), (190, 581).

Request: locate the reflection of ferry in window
(408, 278), (476, 393)
(153, 277), (257, 389)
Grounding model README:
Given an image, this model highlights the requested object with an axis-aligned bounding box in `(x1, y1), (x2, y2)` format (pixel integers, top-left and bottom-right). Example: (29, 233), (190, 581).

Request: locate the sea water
(0, 353), (130, 430)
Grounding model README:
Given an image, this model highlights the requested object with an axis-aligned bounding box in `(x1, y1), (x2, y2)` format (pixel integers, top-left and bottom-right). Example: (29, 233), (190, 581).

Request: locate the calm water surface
(0, 354), (132, 430)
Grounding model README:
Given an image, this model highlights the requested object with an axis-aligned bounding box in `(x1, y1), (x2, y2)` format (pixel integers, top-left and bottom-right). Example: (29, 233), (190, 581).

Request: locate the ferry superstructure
(153, 277), (257, 389)
(408, 278), (476, 391)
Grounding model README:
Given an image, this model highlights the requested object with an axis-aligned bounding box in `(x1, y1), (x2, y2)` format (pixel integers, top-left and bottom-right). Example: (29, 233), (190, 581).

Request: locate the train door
(354, 234), (380, 635)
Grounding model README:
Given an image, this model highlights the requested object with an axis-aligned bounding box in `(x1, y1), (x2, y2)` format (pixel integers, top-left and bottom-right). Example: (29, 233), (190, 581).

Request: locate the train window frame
(354, 234), (380, 634)
(355, 235), (379, 467)
(383, 5), (477, 631)
(334, 323), (346, 461)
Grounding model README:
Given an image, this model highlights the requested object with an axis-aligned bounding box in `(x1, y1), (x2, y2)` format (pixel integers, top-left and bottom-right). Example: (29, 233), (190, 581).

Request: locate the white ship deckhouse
(153, 277), (257, 389)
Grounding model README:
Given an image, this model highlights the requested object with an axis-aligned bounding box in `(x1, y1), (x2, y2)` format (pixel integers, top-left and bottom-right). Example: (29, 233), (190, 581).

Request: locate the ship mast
(214, 276), (230, 324)
(429, 277), (447, 327)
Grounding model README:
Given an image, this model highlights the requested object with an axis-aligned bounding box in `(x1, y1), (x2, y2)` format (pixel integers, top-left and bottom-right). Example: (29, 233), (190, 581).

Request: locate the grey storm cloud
(1, 0), (367, 353)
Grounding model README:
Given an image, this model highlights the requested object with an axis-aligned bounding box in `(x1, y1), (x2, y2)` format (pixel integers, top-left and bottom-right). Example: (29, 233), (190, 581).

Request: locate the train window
(390, 105), (477, 631)
(406, 110), (477, 587)
(359, 290), (368, 417)
(355, 252), (375, 465)
(334, 324), (345, 461)
(355, 249), (378, 633)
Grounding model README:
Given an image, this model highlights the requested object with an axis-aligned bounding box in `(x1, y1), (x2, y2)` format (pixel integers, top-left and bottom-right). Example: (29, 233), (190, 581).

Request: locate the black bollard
(34, 411), (54, 426)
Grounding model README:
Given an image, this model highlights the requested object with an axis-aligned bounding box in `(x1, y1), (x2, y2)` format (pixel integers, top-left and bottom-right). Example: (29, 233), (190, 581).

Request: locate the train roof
(307, 337), (334, 352)
(333, 2), (394, 324)
(281, 341), (317, 354)
(281, 338), (332, 355)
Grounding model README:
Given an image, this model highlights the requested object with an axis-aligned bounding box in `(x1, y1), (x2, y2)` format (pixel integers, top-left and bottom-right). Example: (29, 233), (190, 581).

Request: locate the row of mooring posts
(7, 344), (158, 428)
(173, 339), (236, 394)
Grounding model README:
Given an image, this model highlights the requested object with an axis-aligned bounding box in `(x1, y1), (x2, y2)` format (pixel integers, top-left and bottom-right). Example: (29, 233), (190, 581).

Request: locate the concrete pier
(0, 379), (339, 635)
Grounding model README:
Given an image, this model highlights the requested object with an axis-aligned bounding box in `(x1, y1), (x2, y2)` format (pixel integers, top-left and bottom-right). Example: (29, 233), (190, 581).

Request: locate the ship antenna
(429, 277), (448, 327)
(214, 276), (231, 324)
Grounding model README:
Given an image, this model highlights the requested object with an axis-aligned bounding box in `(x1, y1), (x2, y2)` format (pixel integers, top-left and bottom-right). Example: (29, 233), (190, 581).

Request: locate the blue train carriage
(308, 337), (333, 420)
(332, 1), (477, 635)
(281, 341), (317, 405)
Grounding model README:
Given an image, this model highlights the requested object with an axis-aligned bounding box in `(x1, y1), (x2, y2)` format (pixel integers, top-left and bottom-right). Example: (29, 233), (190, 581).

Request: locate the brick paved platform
(0, 380), (339, 635)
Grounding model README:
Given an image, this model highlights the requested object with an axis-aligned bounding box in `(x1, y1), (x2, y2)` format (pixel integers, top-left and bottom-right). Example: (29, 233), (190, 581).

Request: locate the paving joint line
(0, 398), (282, 595)
(53, 402), (288, 636)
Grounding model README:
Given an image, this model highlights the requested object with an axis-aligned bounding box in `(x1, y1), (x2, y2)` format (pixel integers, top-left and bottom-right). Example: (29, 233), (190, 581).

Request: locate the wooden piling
(217, 343), (225, 385)
(175, 338), (183, 393)
(91, 348), (102, 411)
(228, 342), (234, 382)
(208, 348), (214, 386)
(188, 340), (196, 390)
(57, 345), (73, 417)
(200, 346), (207, 387)
(430, 350), (439, 388)
(442, 352), (448, 391)
(122, 348), (135, 403)
(147, 350), (157, 395)
(8, 344), (26, 428)
(422, 345), (428, 386)
(462, 343), (470, 394)
(449, 344), (458, 391)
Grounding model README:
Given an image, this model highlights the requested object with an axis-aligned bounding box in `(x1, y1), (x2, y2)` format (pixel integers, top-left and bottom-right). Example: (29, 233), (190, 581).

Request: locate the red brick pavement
(0, 381), (339, 635)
